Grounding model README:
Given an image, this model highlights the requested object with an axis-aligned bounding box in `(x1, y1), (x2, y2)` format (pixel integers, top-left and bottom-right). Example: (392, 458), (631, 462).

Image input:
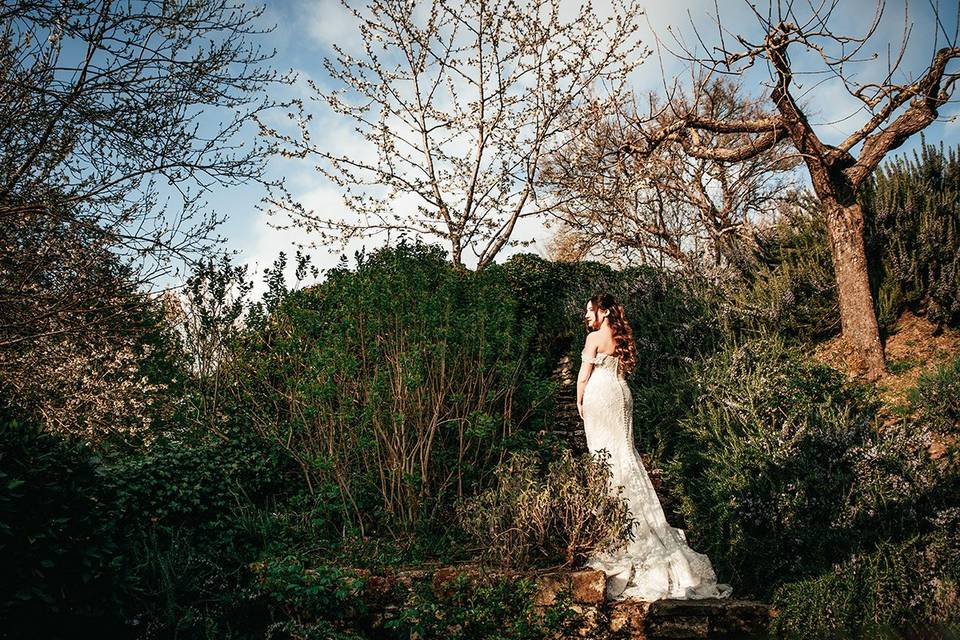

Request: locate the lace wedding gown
(580, 349), (734, 601)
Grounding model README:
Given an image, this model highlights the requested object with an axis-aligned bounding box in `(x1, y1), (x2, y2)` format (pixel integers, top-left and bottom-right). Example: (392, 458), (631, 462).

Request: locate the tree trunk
(821, 196), (886, 379)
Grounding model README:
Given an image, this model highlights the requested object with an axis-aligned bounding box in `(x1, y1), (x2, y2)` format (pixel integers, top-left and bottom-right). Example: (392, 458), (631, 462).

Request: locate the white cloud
(298, 0), (364, 55)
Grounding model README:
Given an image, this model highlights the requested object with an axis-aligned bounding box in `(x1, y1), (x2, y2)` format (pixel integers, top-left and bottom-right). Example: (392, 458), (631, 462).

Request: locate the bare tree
(264, 0), (647, 270)
(1, 0), (291, 281)
(585, 1), (960, 379)
(0, 0), (292, 436)
(542, 79), (799, 272)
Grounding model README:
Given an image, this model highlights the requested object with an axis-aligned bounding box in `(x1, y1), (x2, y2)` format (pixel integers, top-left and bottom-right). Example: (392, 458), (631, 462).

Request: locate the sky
(185, 0), (960, 298)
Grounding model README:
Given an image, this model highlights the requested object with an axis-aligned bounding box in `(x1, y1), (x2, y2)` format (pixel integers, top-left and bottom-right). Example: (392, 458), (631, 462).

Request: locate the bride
(576, 293), (733, 602)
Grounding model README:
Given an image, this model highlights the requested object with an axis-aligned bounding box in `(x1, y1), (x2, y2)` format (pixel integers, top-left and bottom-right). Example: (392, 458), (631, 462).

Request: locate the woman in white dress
(576, 293), (733, 601)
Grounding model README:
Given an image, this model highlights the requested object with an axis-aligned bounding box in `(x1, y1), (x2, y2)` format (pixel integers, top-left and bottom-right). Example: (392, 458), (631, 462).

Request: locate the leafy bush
(910, 354), (960, 447)
(105, 428), (293, 637)
(231, 239), (549, 539)
(720, 202), (839, 339)
(771, 507), (960, 639)
(664, 338), (883, 596)
(0, 403), (127, 636)
(107, 429), (289, 545)
(863, 141), (960, 327)
(120, 525), (271, 640)
(498, 253), (723, 386)
(254, 555), (367, 640)
(250, 558), (582, 640)
(386, 573), (579, 640)
(455, 448), (632, 568)
(665, 338), (960, 635)
(495, 252), (617, 360)
(499, 253), (725, 462)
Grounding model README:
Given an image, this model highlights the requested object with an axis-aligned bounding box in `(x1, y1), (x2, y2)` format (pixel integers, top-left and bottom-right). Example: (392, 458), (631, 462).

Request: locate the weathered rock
(608, 600), (652, 637)
(647, 615), (710, 638)
(645, 599), (772, 639)
(535, 569), (607, 605)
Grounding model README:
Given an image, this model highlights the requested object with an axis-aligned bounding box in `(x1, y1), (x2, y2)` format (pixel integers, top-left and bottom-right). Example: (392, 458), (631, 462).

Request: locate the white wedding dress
(580, 349), (734, 601)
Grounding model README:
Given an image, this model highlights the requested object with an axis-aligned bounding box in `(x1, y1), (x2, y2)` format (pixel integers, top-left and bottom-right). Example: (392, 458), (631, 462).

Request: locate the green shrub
(254, 555), (367, 640)
(231, 239), (549, 539)
(495, 253), (616, 360)
(385, 573), (579, 640)
(121, 525), (269, 640)
(721, 202), (839, 339)
(105, 428), (292, 638)
(910, 354), (960, 441)
(665, 337), (960, 636)
(863, 141), (960, 327)
(664, 338), (882, 596)
(498, 253), (725, 464)
(771, 508), (960, 639)
(0, 403), (127, 636)
(498, 253), (723, 386)
(456, 448), (632, 568)
(107, 429), (289, 546)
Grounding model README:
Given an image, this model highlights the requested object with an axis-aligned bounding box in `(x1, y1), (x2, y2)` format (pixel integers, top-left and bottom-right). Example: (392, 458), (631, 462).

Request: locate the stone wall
(255, 562), (772, 639)
(533, 568), (771, 639)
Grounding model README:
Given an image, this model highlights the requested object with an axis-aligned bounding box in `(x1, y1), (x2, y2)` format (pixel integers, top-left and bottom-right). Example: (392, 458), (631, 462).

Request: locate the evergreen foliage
(229, 240), (548, 540)
(769, 355), (960, 638)
(863, 140), (960, 328)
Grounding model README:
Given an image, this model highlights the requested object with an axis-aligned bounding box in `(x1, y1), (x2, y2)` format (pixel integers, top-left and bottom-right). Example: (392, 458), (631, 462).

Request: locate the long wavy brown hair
(585, 293), (637, 378)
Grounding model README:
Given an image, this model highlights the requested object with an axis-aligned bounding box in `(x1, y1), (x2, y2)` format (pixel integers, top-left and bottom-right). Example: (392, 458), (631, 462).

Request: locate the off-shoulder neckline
(582, 349), (618, 358)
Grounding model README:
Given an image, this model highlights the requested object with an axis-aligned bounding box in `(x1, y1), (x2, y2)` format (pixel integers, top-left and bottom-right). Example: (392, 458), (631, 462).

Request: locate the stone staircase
(550, 354), (590, 454)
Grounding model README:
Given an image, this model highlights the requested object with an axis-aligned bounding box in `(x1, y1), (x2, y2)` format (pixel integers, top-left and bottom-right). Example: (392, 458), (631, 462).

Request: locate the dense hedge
(496, 252), (725, 461)
(496, 253), (723, 385)
(228, 241), (545, 541)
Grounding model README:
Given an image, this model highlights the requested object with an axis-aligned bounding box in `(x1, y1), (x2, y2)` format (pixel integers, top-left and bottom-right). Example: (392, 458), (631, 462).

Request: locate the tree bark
(820, 194), (886, 379)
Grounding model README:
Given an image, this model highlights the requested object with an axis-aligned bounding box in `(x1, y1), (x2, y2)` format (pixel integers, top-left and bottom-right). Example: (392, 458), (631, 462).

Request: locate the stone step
(533, 569), (770, 639)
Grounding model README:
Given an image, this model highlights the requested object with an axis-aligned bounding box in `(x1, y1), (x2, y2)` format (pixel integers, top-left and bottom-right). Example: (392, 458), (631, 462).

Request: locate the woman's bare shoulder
(596, 329), (615, 354)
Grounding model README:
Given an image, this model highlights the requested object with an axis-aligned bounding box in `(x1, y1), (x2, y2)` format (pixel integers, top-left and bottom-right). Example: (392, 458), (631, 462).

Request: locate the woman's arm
(577, 337), (597, 418)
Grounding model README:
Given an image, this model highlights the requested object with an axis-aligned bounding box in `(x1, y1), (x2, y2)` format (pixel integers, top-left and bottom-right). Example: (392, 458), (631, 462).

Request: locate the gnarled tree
(583, 1), (960, 379)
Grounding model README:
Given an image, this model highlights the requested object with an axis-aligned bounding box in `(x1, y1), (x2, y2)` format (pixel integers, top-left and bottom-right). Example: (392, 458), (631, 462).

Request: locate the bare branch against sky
(260, 0), (649, 270)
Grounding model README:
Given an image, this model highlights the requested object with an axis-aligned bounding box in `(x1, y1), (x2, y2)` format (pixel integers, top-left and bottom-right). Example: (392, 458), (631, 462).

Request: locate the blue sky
(172, 0), (960, 297)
